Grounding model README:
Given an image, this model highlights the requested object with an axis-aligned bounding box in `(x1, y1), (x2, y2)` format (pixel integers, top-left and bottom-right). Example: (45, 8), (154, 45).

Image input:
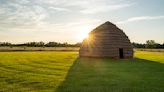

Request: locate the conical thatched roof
(79, 21), (133, 59)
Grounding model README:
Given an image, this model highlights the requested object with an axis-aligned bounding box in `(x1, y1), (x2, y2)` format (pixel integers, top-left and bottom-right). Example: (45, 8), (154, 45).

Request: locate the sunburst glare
(77, 25), (92, 41)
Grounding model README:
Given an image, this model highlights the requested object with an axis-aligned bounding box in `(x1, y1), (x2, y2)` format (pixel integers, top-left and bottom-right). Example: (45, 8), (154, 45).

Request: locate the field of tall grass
(0, 47), (79, 51)
(0, 47), (164, 53)
(0, 51), (163, 92)
(135, 48), (164, 52)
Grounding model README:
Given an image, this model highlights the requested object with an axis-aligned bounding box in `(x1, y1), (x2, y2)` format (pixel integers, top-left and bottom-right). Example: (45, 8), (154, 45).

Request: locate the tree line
(0, 42), (81, 47)
(132, 40), (164, 49)
(0, 40), (163, 48)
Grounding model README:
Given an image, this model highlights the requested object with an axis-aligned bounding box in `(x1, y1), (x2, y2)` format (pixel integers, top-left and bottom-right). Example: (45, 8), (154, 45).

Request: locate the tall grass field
(0, 51), (164, 92)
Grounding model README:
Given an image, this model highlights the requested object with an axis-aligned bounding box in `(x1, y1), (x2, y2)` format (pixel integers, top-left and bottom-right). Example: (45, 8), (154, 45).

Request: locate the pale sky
(0, 0), (164, 44)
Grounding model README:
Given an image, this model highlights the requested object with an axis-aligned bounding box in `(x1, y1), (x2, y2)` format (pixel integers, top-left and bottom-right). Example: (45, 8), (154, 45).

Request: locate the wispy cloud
(38, 0), (134, 14)
(0, 0), (134, 29)
(80, 3), (132, 14)
(117, 16), (164, 24)
(0, 0), (48, 28)
(49, 7), (70, 12)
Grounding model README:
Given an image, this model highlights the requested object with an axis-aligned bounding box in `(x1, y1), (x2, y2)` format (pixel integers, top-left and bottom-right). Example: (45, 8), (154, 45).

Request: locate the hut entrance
(119, 48), (124, 59)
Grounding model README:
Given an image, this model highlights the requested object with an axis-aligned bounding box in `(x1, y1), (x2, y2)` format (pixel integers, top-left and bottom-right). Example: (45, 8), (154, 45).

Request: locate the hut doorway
(119, 48), (124, 59)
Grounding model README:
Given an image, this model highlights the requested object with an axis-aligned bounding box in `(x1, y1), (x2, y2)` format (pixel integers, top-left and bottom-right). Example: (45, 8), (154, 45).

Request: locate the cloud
(0, 0), (134, 31)
(49, 7), (70, 12)
(38, 0), (133, 14)
(80, 4), (132, 14)
(0, 0), (48, 29)
(117, 16), (164, 24)
(41, 18), (101, 32)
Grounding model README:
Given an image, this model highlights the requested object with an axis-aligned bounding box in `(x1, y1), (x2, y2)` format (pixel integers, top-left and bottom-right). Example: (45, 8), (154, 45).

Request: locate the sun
(80, 31), (89, 39)
(78, 31), (89, 42)
(77, 26), (91, 41)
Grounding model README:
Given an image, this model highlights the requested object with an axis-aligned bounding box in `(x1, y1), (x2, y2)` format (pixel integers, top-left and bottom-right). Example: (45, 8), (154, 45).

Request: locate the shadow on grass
(56, 57), (164, 92)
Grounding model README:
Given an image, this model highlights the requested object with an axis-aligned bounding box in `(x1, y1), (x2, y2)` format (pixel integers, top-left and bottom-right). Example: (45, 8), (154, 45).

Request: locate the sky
(0, 0), (164, 44)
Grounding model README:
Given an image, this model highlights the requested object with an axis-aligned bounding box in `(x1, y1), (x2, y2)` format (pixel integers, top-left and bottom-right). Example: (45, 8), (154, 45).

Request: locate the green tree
(145, 40), (157, 48)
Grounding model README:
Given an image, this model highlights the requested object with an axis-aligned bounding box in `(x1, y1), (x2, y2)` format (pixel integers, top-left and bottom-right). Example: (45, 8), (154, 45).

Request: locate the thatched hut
(79, 21), (133, 59)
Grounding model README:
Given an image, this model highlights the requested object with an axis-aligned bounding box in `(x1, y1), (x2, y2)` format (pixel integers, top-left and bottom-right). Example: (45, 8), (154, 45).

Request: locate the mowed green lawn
(0, 52), (77, 92)
(0, 51), (163, 92)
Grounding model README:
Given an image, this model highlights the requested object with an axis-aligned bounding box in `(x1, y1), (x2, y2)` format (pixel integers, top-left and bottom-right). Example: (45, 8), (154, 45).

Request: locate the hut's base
(79, 55), (133, 59)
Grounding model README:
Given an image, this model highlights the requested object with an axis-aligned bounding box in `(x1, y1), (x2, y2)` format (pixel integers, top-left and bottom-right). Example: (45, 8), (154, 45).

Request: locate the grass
(0, 47), (79, 51)
(135, 51), (164, 63)
(0, 51), (164, 92)
(0, 52), (78, 91)
(135, 48), (164, 52)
